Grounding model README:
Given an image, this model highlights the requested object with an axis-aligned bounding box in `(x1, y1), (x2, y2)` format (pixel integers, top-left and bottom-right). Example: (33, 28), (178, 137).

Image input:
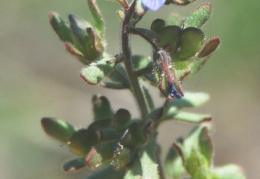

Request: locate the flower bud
(153, 49), (184, 100)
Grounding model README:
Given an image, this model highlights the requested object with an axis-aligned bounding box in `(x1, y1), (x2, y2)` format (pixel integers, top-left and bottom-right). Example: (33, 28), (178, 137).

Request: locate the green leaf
(80, 57), (117, 85)
(184, 3), (212, 28)
(69, 129), (100, 156)
(41, 117), (77, 144)
(87, 0), (104, 36)
(92, 95), (113, 121)
(199, 127), (213, 165)
(168, 92), (210, 109)
(69, 15), (88, 47)
(118, 122), (147, 149)
(198, 37), (221, 58)
(163, 111), (211, 123)
(176, 27), (205, 61)
(112, 145), (135, 169)
(64, 42), (87, 61)
(86, 165), (126, 179)
(68, 14), (103, 61)
(112, 109), (131, 132)
(49, 12), (74, 44)
(165, 146), (185, 179)
(211, 165), (246, 179)
(183, 123), (212, 158)
(150, 19), (166, 33)
(124, 160), (142, 179)
(63, 158), (86, 172)
(139, 134), (159, 179)
(86, 142), (113, 169)
(157, 26), (181, 53)
(111, 122), (150, 169)
(68, 14), (93, 58)
(185, 149), (210, 178)
(86, 27), (104, 56)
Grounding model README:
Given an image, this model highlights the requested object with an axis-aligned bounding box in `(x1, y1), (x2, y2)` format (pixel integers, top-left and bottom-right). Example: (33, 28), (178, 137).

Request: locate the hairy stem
(129, 26), (159, 50)
(121, 0), (148, 118)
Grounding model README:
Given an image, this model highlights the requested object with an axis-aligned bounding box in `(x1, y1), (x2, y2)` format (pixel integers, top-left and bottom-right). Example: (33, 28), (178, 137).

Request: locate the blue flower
(142, 0), (166, 11)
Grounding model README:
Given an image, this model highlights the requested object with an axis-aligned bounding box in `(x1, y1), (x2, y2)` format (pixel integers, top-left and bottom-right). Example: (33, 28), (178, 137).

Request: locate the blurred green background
(1, 0), (259, 178)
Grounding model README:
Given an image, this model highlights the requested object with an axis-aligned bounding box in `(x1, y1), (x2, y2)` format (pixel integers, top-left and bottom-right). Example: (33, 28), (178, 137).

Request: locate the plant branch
(128, 26), (159, 50)
(121, 0), (148, 118)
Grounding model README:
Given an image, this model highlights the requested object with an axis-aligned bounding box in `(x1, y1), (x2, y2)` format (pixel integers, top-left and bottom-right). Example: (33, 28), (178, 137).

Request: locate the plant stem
(121, 0), (148, 118)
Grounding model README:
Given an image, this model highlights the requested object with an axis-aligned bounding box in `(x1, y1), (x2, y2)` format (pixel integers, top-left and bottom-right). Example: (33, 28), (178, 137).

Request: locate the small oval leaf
(198, 37), (221, 58)
(86, 142), (113, 169)
(69, 129), (100, 156)
(113, 109), (131, 132)
(184, 3), (212, 28)
(92, 95), (113, 121)
(80, 57), (117, 85)
(49, 12), (73, 44)
(112, 145), (134, 169)
(199, 127), (213, 165)
(176, 27), (205, 60)
(41, 117), (77, 144)
(158, 26), (181, 52)
(163, 111), (211, 123)
(151, 18), (166, 33)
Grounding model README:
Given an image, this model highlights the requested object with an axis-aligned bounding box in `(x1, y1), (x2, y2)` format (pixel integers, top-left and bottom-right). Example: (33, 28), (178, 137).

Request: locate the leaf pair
(151, 3), (220, 70)
(49, 0), (105, 63)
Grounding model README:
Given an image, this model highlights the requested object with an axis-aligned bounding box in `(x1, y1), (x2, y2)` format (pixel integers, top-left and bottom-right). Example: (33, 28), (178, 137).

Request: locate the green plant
(41, 0), (246, 178)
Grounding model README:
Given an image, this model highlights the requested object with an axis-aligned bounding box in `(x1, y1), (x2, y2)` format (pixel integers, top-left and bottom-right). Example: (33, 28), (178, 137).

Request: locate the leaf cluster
(41, 0), (246, 178)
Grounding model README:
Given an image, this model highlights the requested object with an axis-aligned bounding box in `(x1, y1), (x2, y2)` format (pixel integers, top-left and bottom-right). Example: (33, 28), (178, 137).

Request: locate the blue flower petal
(170, 84), (182, 99)
(142, 0), (166, 11)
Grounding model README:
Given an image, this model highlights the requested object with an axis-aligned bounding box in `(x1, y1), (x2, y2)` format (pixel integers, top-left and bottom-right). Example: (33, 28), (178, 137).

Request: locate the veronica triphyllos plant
(41, 0), (246, 178)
